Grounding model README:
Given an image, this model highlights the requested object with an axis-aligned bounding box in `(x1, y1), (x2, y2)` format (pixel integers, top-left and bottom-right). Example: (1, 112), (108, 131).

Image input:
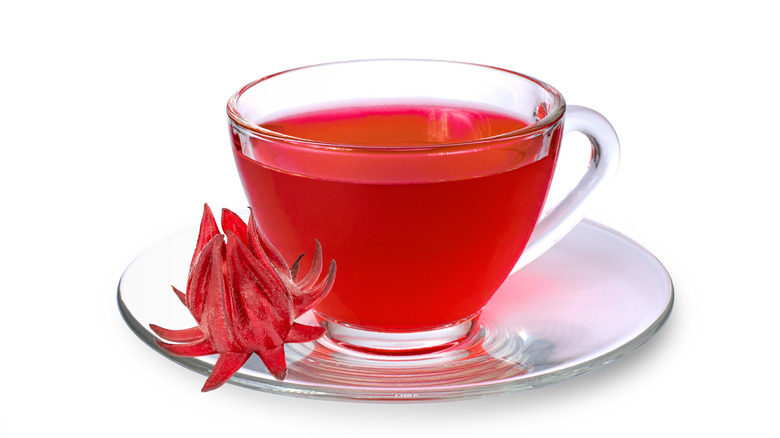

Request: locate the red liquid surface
(232, 105), (559, 330)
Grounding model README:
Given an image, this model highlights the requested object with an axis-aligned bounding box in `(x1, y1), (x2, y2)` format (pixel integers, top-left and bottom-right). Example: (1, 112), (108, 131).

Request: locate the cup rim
(226, 59), (566, 151)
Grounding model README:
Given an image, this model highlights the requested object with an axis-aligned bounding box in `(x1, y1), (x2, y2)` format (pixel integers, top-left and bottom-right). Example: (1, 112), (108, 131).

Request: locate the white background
(3, 0), (778, 436)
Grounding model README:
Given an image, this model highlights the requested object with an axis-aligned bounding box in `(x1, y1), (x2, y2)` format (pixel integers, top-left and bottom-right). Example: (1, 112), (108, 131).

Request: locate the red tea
(231, 104), (559, 331)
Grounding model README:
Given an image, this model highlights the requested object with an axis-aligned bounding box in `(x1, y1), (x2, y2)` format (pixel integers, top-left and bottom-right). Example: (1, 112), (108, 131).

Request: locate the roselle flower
(150, 204), (336, 392)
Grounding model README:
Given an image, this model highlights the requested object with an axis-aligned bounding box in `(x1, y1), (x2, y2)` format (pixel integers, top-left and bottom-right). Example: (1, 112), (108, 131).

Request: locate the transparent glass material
(118, 218), (673, 402)
(226, 60), (620, 352)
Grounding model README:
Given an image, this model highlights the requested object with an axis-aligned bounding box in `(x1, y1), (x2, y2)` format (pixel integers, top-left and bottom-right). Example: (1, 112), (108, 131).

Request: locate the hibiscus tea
(231, 104), (560, 331)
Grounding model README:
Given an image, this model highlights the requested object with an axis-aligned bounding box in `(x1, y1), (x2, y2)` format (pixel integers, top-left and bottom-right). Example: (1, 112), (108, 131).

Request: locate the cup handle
(512, 105), (621, 272)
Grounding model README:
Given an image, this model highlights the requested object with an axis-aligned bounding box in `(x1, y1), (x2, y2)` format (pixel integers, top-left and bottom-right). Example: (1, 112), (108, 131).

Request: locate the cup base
(314, 313), (480, 355)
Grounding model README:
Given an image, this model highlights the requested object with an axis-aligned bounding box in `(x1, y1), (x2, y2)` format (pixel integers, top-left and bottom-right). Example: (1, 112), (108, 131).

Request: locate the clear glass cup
(227, 59), (619, 353)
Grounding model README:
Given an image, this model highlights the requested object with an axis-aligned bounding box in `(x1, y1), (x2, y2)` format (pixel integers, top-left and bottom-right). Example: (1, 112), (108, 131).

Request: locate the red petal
(289, 254), (304, 282)
(258, 347), (288, 380)
(201, 352), (251, 392)
(150, 325), (203, 343)
(196, 237), (238, 352)
(247, 210), (290, 273)
(286, 323), (325, 343)
(295, 240), (323, 290)
(231, 229), (293, 315)
(186, 235), (222, 327)
(293, 260), (336, 316)
(191, 204), (220, 269)
(222, 232), (268, 349)
(224, 231), (292, 350)
(155, 338), (216, 356)
(221, 208), (248, 247)
(171, 286), (187, 306)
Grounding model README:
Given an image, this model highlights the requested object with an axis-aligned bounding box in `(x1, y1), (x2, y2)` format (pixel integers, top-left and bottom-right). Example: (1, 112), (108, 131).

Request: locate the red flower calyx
(150, 204), (336, 392)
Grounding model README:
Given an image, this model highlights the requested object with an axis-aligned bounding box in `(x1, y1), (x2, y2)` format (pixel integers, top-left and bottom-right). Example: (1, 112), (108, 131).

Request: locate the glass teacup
(227, 60), (619, 353)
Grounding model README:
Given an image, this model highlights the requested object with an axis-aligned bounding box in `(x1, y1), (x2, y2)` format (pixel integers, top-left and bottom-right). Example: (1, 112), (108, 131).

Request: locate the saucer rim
(117, 218), (673, 402)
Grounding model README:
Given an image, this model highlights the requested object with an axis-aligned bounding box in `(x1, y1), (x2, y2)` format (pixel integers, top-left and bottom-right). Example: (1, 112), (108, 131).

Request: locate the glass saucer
(118, 219), (673, 402)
